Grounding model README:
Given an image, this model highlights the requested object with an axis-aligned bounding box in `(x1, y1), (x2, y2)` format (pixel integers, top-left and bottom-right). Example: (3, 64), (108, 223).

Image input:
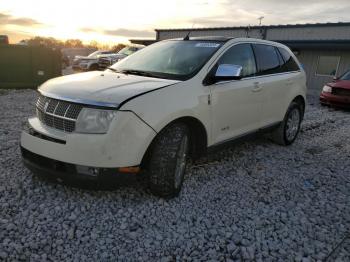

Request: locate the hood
(100, 54), (126, 61)
(74, 56), (98, 61)
(39, 71), (180, 107)
(99, 53), (119, 58)
(328, 80), (350, 90)
(102, 54), (126, 59)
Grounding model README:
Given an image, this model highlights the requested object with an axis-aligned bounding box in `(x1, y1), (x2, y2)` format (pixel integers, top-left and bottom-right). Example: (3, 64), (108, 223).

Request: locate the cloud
(104, 28), (154, 38)
(216, 0), (350, 26)
(163, 0), (350, 29)
(80, 27), (97, 33)
(0, 12), (42, 26)
(80, 27), (154, 38)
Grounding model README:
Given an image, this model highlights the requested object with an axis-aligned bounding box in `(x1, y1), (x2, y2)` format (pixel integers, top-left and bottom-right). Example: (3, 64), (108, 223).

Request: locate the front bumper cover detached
(21, 146), (138, 187)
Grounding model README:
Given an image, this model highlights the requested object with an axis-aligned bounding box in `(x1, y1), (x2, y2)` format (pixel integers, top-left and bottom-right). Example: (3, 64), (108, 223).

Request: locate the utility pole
(258, 16), (264, 26)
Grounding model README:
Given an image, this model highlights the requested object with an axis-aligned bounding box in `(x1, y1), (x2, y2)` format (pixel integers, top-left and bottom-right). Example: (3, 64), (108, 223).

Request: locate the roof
(129, 36), (233, 46)
(173, 36), (233, 41)
(155, 22), (350, 32)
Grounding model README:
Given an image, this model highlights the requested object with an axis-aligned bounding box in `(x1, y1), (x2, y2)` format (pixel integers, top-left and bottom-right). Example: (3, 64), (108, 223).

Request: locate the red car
(320, 70), (350, 108)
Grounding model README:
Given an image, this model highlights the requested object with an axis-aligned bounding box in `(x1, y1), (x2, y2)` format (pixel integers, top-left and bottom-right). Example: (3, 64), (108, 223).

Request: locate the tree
(64, 39), (84, 48)
(26, 36), (63, 49)
(111, 43), (126, 52)
(21, 36), (127, 52)
(86, 40), (99, 49)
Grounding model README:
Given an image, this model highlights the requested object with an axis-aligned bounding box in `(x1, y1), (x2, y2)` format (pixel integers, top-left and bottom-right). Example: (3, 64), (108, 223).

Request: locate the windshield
(340, 70), (350, 80)
(118, 47), (139, 56)
(88, 51), (101, 57)
(111, 40), (223, 80)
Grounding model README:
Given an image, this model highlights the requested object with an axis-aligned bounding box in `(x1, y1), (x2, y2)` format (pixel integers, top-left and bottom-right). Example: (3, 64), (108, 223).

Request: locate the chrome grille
(36, 94), (83, 133)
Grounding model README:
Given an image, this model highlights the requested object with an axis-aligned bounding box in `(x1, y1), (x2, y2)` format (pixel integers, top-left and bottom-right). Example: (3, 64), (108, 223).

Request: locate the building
(131, 22), (350, 91)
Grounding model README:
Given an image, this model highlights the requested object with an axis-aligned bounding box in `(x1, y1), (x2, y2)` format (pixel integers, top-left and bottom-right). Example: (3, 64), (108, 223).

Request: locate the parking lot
(0, 89), (349, 261)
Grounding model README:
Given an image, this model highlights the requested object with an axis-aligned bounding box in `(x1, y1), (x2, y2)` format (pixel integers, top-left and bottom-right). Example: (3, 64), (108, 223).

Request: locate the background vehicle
(21, 37), (306, 198)
(320, 70), (350, 108)
(72, 50), (115, 71)
(98, 45), (144, 70)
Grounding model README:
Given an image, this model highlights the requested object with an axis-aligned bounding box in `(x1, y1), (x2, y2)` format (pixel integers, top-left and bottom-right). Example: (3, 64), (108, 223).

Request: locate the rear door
(252, 44), (295, 126)
(209, 43), (264, 144)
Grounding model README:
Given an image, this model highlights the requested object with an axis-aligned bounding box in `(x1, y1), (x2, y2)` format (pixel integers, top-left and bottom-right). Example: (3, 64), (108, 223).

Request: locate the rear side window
(278, 47), (300, 72)
(217, 44), (257, 77)
(253, 44), (280, 75)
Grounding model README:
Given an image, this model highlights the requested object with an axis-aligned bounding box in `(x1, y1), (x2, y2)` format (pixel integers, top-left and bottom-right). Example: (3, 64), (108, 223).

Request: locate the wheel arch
(292, 95), (306, 119)
(141, 116), (208, 168)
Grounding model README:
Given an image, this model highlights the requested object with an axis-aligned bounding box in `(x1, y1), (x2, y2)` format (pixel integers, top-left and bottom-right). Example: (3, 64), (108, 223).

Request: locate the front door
(209, 43), (264, 145)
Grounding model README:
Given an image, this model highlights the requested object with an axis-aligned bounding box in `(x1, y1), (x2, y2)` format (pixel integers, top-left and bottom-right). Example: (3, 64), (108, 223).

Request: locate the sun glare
(0, 0), (227, 44)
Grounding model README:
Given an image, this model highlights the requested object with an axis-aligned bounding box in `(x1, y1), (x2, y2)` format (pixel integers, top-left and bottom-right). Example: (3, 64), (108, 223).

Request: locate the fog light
(76, 165), (100, 176)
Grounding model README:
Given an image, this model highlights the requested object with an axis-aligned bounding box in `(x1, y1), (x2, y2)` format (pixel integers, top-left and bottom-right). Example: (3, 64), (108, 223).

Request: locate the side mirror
(215, 64), (243, 81)
(333, 76), (338, 81)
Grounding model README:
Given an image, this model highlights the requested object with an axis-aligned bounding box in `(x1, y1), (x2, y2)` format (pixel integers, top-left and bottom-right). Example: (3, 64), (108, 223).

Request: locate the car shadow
(32, 171), (148, 192)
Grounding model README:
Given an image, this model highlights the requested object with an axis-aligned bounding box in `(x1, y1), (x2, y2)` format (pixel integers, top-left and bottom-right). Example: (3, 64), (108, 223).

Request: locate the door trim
(207, 121), (281, 152)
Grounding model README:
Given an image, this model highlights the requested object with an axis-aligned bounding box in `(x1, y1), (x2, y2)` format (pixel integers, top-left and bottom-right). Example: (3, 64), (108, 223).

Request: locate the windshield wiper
(121, 69), (160, 78)
(107, 67), (122, 73)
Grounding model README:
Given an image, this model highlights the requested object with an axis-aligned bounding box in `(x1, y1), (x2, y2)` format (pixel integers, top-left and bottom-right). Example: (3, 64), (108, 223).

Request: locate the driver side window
(217, 44), (257, 77)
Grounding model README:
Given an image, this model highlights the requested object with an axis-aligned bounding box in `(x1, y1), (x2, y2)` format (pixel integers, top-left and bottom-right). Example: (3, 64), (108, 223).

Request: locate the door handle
(252, 82), (262, 92)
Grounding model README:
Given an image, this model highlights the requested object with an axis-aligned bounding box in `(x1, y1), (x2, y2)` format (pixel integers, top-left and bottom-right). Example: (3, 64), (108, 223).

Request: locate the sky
(1, 0), (350, 44)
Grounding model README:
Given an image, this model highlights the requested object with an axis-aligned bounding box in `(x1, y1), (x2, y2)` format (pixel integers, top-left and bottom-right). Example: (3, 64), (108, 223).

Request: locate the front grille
(332, 88), (350, 97)
(36, 95), (83, 133)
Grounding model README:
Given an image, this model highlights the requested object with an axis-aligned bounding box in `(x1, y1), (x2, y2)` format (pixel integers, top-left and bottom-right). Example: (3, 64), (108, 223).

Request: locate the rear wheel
(271, 101), (303, 146)
(147, 123), (189, 198)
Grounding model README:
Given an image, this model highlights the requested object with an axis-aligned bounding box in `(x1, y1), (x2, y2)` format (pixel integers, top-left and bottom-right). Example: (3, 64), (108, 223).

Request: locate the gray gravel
(0, 89), (349, 261)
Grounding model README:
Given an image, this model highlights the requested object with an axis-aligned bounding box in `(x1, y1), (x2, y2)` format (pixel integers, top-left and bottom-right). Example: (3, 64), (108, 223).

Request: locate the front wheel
(147, 123), (189, 198)
(270, 101), (303, 146)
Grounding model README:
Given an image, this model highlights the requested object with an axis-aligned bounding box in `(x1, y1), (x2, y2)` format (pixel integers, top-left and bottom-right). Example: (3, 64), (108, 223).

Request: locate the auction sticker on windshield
(195, 43), (221, 48)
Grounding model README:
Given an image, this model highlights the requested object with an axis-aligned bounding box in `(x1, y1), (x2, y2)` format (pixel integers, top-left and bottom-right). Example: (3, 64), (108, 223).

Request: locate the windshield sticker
(195, 43), (220, 48)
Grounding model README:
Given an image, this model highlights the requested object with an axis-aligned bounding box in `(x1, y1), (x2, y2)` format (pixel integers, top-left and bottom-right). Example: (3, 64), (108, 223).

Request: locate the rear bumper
(320, 92), (350, 108)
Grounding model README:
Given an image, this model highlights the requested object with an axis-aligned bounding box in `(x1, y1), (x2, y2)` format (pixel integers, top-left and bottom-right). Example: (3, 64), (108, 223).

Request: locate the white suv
(21, 37), (306, 197)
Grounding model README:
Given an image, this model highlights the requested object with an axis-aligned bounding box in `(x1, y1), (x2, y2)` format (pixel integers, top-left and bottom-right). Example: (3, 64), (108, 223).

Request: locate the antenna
(246, 24), (251, 37)
(183, 22), (196, 40)
(258, 16), (264, 26)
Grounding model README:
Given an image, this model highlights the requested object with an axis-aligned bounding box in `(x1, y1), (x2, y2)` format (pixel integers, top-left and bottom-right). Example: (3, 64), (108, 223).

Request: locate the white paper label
(195, 43), (220, 48)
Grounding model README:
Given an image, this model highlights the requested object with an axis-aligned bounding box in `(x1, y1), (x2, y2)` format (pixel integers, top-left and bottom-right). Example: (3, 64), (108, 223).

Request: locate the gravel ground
(0, 89), (349, 261)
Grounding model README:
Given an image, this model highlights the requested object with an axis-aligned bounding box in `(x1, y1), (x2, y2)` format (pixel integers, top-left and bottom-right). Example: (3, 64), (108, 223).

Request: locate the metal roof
(129, 39), (157, 45)
(155, 22), (350, 32)
(277, 40), (350, 50)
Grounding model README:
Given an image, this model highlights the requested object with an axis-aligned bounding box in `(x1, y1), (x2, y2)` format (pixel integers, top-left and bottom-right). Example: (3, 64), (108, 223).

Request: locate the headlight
(322, 85), (332, 93)
(75, 108), (116, 134)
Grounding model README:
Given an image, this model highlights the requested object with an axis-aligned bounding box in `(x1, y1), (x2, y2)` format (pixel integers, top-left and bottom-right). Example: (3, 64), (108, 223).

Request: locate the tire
(147, 123), (189, 198)
(271, 101), (303, 146)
